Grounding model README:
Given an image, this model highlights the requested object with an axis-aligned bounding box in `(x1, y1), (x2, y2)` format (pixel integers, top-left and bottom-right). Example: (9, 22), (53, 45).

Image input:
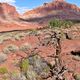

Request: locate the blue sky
(0, 0), (80, 13)
(15, 0), (52, 9)
(15, 0), (80, 9)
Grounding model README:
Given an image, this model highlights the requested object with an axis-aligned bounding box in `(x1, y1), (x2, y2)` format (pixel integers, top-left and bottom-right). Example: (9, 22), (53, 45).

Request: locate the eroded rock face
(0, 3), (19, 19)
(22, 1), (80, 22)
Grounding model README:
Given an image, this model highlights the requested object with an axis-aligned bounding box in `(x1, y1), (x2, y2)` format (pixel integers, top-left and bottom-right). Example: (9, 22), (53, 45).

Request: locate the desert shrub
(20, 59), (29, 72)
(63, 20), (73, 28)
(0, 36), (7, 44)
(49, 19), (73, 29)
(2, 75), (8, 80)
(13, 32), (26, 40)
(10, 71), (26, 80)
(74, 74), (80, 80)
(13, 60), (19, 67)
(20, 43), (32, 53)
(0, 67), (8, 74)
(0, 38), (3, 44)
(19, 59), (42, 80)
(49, 19), (62, 28)
(3, 44), (19, 54)
(0, 34), (12, 44)
(11, 71), (19, 77)
(30, 29), (38, 36)
(0, 53), (7, 63)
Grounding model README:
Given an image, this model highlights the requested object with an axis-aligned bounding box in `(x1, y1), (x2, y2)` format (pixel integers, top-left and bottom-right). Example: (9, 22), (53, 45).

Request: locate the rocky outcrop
(0, 3), (19, 19)
(0, 3), (43, 32)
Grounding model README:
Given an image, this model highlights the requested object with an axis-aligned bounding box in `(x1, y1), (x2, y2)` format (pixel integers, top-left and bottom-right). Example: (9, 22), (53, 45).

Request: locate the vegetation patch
(20, 43), (32, 53)
(20, 59), (29, 72)
(3, 44), (19, 54)
(0, 67), (8, 74)
(74, 73), (80, 80)
(48, 19), (73, 29)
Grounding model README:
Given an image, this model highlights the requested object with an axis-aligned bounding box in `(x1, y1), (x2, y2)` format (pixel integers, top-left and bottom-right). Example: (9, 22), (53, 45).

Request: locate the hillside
(0, 3), (43, 32)
(21, 0), (80, 25)
(0, 1), (80, 80)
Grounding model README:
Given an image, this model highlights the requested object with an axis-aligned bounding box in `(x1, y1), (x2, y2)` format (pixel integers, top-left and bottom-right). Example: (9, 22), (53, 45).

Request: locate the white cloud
(0, 0), (15, 5)
(0, 0), (30, 14)
(16, 6), (31, 14)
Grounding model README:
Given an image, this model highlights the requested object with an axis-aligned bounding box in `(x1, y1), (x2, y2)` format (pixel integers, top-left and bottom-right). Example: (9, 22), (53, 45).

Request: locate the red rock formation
(0, 3), (43, 32)
(0, 3), (19, 19)
(22, 1), (80, 21)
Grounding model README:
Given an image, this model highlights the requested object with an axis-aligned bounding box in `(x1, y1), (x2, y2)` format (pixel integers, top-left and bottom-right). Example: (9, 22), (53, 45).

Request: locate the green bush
(49, 19), (73, 29)
(20, 59), (29, 72)
(63, 20), (73, 28)
(49, 19), (62, 28)
(0, 67), (8, 74)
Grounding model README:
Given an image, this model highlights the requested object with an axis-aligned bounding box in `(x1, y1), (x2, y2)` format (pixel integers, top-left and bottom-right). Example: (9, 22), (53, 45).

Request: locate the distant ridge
(21, 0), (80, 25)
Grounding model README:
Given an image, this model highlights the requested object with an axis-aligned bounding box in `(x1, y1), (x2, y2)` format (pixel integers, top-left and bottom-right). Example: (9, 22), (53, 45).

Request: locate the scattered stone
(0, 53), (7, 63)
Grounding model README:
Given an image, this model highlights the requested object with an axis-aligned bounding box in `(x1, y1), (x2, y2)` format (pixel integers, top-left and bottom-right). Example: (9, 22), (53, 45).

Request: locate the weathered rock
(0, 53), (7, 63)
(66, 30), (80, 40)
